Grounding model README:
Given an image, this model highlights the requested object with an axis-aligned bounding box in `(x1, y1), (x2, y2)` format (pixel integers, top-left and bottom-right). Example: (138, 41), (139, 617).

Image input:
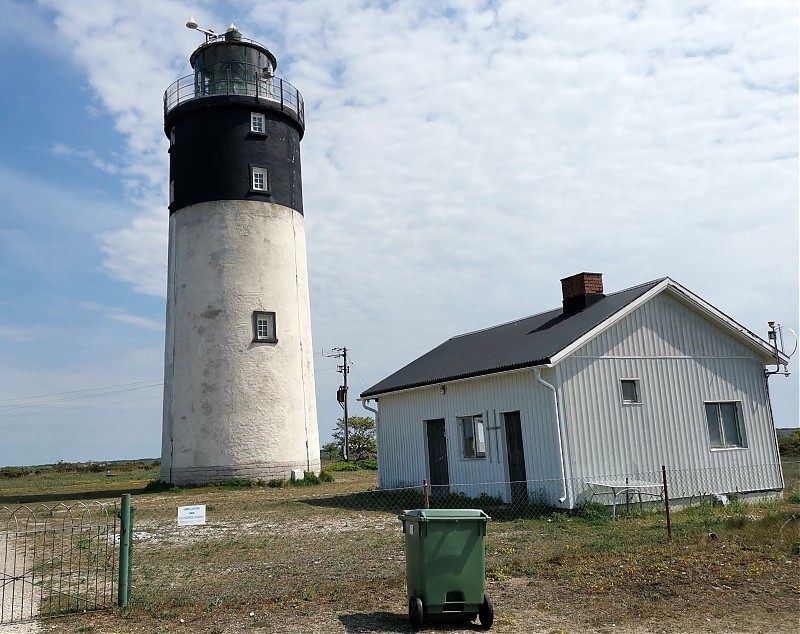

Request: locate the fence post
(661, 465), (671, 541)
(423, 479), (430, 509)
(118, 493), (133, 606)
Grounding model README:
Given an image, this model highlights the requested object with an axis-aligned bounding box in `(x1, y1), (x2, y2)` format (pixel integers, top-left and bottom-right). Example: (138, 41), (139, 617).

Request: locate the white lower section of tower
(160, 200), (320, 485)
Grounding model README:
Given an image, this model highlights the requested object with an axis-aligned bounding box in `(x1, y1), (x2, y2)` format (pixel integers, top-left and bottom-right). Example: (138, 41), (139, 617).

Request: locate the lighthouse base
(162, 458), (322, 486)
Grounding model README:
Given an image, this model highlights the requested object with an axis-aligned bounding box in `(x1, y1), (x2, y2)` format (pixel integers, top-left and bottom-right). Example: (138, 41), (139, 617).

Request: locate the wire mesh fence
(1, 461), (795, 628)
(116, 460), (797, 629)
(0, 501), (119, 625)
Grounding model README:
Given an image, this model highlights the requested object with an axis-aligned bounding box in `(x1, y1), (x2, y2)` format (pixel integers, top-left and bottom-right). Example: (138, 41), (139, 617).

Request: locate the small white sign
(178, 505), (206, 526)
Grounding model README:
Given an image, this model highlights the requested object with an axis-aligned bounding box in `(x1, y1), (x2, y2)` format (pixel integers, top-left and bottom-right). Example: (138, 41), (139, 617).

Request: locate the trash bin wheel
(479, 594), (494, 629)
(409, 595), (424, 630)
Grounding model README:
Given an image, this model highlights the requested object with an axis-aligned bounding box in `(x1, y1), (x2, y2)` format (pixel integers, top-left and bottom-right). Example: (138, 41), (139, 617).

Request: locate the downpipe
(533, 367), (568, 505)
(359, 398), (380, 487)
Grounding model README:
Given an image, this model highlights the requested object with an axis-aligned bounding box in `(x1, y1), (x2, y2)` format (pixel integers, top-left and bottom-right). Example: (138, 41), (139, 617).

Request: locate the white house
(360, 273), (789, 508)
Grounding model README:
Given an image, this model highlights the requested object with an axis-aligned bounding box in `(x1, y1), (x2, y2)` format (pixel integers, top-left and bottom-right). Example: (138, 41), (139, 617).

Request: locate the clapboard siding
(560, 293), (781, 501)
(373, 290), (782, 507)
(376, 369), (562, 501)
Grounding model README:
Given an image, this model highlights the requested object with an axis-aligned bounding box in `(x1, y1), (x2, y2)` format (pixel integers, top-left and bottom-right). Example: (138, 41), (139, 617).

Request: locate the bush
(0, 466), (27, 478)
(319, 470), (334, 483)
(573, 500), (610, 522)
(326, 459), (378, 472)
(778, 429), (800, 456)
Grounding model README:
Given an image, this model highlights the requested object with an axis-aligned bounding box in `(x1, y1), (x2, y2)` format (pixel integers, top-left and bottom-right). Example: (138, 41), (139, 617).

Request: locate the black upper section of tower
(164, 32), (305, 215)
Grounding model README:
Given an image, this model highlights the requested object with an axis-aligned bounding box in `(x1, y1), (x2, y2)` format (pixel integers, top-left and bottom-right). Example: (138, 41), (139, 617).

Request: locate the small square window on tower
(250, 166), (269, 193)
(251, 112), (265, 133)
(620, 379), (641, 404)
(252, 311), (277, 343)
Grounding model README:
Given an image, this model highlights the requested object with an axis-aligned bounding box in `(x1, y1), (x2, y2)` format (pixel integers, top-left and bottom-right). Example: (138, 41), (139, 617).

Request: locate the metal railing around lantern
(164, 66), (305, 128)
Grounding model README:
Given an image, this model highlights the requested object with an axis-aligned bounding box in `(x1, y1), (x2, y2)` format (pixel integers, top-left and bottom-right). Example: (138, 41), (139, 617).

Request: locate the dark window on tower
(250, 166), (270, 193)
(252, 311), (277, 343)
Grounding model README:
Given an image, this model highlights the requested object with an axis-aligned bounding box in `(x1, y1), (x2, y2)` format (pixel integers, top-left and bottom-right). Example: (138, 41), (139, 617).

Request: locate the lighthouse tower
(160, 23), (319, 485)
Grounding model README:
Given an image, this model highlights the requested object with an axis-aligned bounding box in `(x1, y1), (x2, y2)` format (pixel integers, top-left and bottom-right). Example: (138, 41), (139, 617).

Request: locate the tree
(320, 441), (341, 461)
(331, 416), (377, 461)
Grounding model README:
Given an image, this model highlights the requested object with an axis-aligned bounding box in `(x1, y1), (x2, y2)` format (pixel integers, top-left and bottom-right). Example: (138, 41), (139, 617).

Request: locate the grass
(2, 459), (799, 633)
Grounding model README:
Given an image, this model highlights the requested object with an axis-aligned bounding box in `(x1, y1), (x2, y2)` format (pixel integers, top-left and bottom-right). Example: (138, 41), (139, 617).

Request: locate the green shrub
(319, 470), (334, 483)
(267, 479), (287, 488)
(143, 480), (175, 493)
(326, 459), (378, 472)
(0, 466), (27, 478)
(573, 500), (610, 522)
(778, 429), (800, 455)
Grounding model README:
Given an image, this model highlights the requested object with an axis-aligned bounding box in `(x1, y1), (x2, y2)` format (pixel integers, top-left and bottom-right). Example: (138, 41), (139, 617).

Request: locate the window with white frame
(251, 112), (265, 133)
(252, 311), (277, 343)
(459, 414), (486, 459)
(704, 401), (745, 449)
(170, 127), (176, 146)
(620, 379), (641, 404)
(251, 166), (269, 192)
(169, 180), (175, 205)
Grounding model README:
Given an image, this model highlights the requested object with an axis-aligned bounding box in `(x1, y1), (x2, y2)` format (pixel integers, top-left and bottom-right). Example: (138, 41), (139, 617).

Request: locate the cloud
(78, 302), (163, 331)
(51, 143), (120, 174)
(37, 0), (798, 437)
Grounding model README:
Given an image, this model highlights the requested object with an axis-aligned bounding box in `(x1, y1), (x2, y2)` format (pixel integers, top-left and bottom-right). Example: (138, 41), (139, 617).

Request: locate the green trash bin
(399, 508), (493, 630)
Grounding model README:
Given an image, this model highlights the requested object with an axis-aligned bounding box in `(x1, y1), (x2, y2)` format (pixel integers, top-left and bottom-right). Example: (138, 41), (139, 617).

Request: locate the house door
(425, 419), (449, 490)
(503, 411), (528, 504)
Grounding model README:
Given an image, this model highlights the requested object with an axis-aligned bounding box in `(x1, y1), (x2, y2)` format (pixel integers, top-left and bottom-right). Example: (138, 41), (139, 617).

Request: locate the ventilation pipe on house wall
(533, 367), (568, 505)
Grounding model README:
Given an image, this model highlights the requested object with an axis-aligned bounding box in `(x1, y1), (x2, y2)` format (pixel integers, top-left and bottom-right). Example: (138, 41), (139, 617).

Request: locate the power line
(347, 356), (370, 391)
(0, 379), (163, 405)
(0, 382), (163, 412)
(0, 395), (162, 421)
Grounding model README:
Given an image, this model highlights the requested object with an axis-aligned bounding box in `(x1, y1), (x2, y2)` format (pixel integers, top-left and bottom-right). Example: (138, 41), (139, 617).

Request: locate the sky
(0, 0), (797, 467)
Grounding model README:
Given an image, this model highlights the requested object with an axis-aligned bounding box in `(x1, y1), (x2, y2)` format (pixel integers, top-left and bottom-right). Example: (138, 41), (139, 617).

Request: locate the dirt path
(0, 532), (40, 633)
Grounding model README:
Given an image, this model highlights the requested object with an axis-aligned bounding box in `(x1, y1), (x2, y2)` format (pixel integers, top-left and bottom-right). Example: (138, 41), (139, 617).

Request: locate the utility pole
(328, 347), (350, 461)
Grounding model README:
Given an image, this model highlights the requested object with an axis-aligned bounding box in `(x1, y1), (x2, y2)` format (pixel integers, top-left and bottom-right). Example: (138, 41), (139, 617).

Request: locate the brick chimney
(561, 272), (605, 315)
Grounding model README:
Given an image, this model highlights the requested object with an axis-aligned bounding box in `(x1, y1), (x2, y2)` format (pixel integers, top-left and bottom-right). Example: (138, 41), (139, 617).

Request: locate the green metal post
(118, 493), (133, 606)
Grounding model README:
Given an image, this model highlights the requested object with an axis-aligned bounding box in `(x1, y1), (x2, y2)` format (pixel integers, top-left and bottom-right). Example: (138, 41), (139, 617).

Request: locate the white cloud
(37, 0), (798, 436)
(78, 302), (163, 331)
(51, 143), (120, 174)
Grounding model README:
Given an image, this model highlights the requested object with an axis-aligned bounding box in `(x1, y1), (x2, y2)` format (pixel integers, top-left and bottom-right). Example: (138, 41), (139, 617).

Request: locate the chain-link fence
(2, 461), (797, 629)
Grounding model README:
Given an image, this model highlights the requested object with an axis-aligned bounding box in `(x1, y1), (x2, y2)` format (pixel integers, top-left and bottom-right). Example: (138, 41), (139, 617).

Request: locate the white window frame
(704, 401), (745, 450)
(620, 378), (641, 405)
(250, 166), (269, 192)
(169, 180), (175, 205)
(170, 127), (176, 146)
(250, 112), (265, 133)
(458, 414), (486, 459)
(252, 311), (277, 343)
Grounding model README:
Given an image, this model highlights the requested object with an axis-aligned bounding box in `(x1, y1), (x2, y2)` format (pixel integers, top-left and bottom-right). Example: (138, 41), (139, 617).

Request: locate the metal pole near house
(661, 465), (671, 541)
(118, 494), (133, 606)
(330, 347), (350, 461)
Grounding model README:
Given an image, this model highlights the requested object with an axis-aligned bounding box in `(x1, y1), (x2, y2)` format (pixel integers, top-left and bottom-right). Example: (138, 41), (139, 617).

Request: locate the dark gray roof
(361, 278), (665, 398)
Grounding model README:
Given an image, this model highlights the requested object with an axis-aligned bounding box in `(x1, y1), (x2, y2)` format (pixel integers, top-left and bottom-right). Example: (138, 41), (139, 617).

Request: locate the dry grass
(4, 462), (800, 633)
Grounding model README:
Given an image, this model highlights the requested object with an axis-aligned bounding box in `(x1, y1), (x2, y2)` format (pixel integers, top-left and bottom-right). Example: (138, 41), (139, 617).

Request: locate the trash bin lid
(399, 508), (491, 522)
